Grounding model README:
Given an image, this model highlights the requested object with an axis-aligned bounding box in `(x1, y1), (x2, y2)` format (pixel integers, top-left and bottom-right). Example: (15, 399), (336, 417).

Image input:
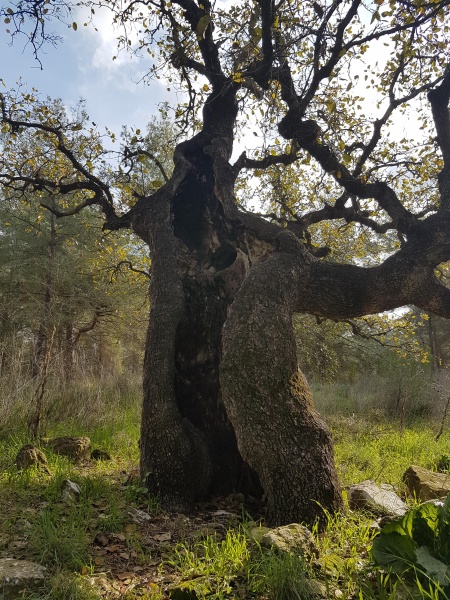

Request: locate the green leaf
(371, 531), (416, 572)
(415, 546), (450, 586)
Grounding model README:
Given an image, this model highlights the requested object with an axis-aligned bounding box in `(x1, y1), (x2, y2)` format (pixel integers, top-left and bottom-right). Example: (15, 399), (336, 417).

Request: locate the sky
(0, 4), (429, 158)
(1, 6), (174, 136)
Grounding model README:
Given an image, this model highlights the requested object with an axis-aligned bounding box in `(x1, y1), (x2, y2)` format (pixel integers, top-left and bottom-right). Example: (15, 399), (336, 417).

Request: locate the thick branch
(428, 67), (450, 210)
(233, 148), (299, 172)
(278, 116), (417, 233)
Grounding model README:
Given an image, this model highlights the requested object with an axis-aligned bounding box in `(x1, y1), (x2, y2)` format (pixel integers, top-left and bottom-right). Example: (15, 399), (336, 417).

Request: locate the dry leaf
(153, 532), (172, 542)
(117, 571), (134, 580)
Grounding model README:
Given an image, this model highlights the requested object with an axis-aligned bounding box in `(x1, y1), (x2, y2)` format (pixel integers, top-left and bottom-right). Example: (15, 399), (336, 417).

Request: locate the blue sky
(1, 7), (173, 136)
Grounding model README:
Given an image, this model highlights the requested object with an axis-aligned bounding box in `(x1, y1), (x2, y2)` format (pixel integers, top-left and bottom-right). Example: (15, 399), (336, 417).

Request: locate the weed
(168, 529), (250, 598)
(125, 482), (161, 515)
(29, 506), (91, 570)
(22, 571), (102, 600)
(250, 549), (315, 600)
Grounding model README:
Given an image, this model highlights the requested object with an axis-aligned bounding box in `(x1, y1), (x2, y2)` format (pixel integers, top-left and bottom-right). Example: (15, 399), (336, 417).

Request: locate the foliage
(2, 394), (450, 599)
(168, 529), (250, 598)
(371, 494), (450, 596)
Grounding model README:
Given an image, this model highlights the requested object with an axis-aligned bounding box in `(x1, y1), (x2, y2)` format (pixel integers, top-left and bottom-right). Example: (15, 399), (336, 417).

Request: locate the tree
(0, 100), (155, 386)
(2, 0), (450, 526)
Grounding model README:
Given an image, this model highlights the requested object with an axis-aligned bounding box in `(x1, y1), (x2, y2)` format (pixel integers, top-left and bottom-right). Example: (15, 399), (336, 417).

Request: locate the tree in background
(2, 0), (450, 526)
(0, 102), (175, 435)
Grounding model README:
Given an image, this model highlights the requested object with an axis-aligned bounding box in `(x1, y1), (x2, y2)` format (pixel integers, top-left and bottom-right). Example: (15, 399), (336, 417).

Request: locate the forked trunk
(134, 92), (342, 525)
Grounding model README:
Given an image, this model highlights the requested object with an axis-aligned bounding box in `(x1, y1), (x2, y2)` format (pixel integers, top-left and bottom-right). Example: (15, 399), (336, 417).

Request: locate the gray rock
(254, 523), (318, 558)
(403, 465), (450, 501)
(61, 479), (81, 502)
(0, 558), (47, 599)
(347, 480), (407, 518)
(127, 507), (152, 524)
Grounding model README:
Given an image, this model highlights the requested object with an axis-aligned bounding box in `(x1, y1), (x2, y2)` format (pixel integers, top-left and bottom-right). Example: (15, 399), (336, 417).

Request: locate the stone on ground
(403, 465), (450, 501)
(253, 523), (318, 558)
(42, 436), (91, 460)
(0, 558), (47, 599)
(15, 445), (50, 474)
(347, 480), (407, 518)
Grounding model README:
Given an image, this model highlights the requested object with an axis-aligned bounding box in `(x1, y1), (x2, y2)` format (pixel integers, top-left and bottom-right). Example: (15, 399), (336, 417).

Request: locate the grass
(2, 371), (450, 599)
(329, 415), (450, 489)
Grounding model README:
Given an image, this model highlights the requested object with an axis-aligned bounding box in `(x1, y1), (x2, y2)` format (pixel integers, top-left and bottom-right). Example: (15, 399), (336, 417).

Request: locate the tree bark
(133, 92), (343, 525)
(221, 240), (342, 525)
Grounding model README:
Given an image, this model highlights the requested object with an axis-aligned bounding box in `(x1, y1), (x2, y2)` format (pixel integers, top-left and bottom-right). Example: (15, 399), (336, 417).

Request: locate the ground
(0, 453), (263, 599)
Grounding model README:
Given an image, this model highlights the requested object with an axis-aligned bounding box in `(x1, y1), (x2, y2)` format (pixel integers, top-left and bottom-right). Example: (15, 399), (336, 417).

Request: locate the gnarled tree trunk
(134, 90), (343, 526)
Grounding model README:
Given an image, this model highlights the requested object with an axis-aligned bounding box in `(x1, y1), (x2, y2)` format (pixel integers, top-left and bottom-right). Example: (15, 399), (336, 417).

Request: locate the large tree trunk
(221, 244), (342, 525)
(134, 91), (343, 525)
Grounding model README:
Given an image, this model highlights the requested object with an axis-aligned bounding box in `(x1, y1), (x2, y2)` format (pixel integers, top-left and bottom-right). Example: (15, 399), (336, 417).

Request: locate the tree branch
(428, 66), (450, 210)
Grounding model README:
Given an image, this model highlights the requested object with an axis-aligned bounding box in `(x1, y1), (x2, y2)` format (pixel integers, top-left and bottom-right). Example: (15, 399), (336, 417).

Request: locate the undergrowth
(1, 372), (450, 599)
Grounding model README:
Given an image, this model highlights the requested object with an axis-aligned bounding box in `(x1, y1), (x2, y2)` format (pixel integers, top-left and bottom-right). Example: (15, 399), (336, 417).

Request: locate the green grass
(2, 371), (450, 600)
(23, 571), (103, 600)
(29, 507), (92, 570)
(329, 415), (450, 489)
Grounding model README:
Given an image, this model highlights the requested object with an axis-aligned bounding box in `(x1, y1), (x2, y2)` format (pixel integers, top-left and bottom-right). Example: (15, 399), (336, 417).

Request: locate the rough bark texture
(132, 107), (344, 524)
(221, 244), (342, 525)
(136, 98), (267, 509)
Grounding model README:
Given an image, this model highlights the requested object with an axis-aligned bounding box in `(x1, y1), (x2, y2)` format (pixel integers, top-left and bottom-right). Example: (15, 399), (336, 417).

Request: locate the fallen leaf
(105, 544), (123, 552)
(117, 571), (134, 580)
(94, 533), (110, 546)
(153, 532), (172, 542)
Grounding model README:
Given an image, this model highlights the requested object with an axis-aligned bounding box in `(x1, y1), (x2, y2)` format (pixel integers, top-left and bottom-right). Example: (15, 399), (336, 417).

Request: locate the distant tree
(0, 99), (156, 387)
(2, 0), (450, 525)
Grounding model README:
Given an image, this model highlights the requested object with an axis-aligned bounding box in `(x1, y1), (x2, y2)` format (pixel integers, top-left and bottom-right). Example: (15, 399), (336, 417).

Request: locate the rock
(91, 449), (111, 461)
(43, 436), (91, 461)
(306, 579), (329, 599)
(347, 480), (407, 518)
(127, 507), (152, 524)
(61, 479), (81, 502)
(255, 523), (318, 558)
(0, 558), (47, 599)
(403, 465), (450, 501)
(15, 445), (50, 474)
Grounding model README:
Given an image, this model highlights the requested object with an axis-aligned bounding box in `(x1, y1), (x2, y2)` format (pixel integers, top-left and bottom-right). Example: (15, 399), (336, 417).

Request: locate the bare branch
(124, 147), (170, 183)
